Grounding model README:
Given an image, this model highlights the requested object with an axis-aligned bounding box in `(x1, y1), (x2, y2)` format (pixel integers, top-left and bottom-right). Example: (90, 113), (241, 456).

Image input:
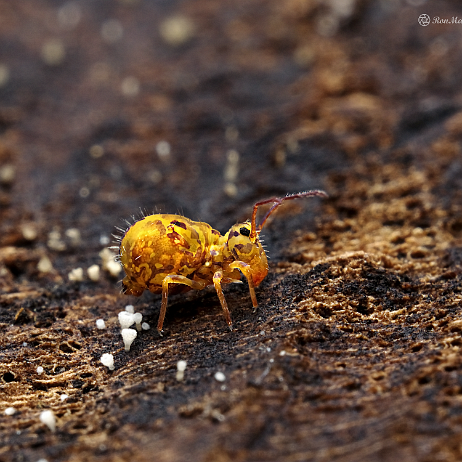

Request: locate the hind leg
(158, 275), (205, 334)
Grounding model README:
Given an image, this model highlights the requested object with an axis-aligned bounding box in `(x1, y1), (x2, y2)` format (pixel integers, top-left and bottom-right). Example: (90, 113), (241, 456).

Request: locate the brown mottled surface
(1, 1), (462, 461)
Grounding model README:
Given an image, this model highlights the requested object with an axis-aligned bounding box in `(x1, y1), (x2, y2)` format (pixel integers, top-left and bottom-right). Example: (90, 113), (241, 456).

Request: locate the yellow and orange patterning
(117, 190), (327, 333)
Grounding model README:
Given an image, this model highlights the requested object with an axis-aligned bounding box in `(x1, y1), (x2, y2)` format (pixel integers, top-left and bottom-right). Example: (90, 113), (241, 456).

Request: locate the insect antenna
(250, 190), (328, 240)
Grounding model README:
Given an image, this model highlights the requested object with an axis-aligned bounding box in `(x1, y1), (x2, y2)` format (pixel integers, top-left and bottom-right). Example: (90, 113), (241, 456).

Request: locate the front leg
(229, 261), (258, 307)
(159, 275), (205, 334)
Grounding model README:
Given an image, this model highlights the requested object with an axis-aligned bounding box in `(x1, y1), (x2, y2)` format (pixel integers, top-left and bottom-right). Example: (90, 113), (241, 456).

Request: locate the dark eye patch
(239, 227), (250, 236)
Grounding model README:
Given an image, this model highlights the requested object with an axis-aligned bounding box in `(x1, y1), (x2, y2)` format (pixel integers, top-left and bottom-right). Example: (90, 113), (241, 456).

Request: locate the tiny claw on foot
(228, 323), (233, 331)
(158, 329), (164, 337)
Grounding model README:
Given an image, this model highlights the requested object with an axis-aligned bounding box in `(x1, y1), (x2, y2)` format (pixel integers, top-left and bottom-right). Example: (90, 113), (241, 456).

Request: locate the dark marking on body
(190, 228), (200, 240)
(167, 231), (191, 249)
(172, 220), (187, 230)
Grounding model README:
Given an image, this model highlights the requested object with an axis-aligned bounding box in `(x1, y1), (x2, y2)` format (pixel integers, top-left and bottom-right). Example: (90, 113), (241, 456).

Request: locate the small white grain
(133, 312), (142, 331)
(156, 140), (171, 158)
(4, 407), (15, 416)
(121, 328), (137, 351)
(118, 311), (134, 329)
(214, 371), (226, 382)
(65, 228), (81, 246)
(177, 360), (187, 372)
(176, 360), (187, 381)
(37, 255), (54, 273)
(96, 319), (106, 329)
(68, 267), (84, 282)
(100, 353), (115, 370)
(39, 410), (56, 432)
(87, 264), (100, 282)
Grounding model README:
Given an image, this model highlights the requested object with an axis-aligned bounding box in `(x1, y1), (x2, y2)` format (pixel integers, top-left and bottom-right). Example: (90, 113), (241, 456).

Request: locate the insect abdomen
(119, 214), (217, 295)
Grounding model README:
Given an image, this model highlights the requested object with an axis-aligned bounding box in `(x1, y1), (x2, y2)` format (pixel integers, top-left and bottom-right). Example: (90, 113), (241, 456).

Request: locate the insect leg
(213, 271), (233, 328)
(159, 275), (205, 334)
(229, 261), (258, 307)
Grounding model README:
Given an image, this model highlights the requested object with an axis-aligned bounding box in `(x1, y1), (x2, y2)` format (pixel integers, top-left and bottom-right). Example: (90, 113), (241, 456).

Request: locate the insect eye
(239, 227), (250, 237)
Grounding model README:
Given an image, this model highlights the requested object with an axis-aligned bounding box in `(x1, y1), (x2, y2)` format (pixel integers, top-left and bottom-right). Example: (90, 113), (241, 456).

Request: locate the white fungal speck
(21, 223), (37, 241)
(79, 187), (89, 198)
(177, 360), (187, 372)
(159, 15), (195, 47)
(65, 228), (81, 247)
(96, 319), (106, 329)
(0, 164), (15, 185)
(133, 312), (143, 331)
(106, 259), (122, 277)
(125, 304), (134, 313)
(156, 140), (171, 158)
(39, 410), (56, 432)
(100, 353), (115, 370)
(224, 149), (239, 182)
(60, 394), (68, 402)
(121, 328), (137, 351)
(176, 360), (187, 381)
(87, 264), (100, 282)
(214, 372), (226, 382)
(36, 366), (44, 375)
(4, 407), (15, 415)
(37, 255), (54, 273)
(141, 322), (150, 330)
(99, 248), (122, 277)
(118, 311), (134, 329)
(121, 76), (140, 97)
(0, 64), (9, 88)
(147, 169), (162, 184)
(41, 38), (66, 66)
(279, 350), (286, 356)
(47, 229), (66, 251)
(68, 267), (84, 281)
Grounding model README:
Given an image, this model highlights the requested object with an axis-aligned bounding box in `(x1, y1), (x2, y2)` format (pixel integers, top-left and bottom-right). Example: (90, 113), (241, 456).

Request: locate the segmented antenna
(249, 190), (328, 240)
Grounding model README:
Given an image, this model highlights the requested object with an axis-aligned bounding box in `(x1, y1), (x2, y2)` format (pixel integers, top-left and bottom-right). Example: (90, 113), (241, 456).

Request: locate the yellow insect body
(118, 190), (327, 333)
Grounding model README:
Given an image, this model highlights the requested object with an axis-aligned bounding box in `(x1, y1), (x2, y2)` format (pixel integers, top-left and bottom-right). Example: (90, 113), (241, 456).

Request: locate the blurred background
(2, 2), (462, 461)
(1, 0), (461, 277)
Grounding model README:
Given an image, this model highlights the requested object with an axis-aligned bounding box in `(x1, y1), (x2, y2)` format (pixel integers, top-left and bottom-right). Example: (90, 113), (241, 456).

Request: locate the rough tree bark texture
(1, 1), (462, 461)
